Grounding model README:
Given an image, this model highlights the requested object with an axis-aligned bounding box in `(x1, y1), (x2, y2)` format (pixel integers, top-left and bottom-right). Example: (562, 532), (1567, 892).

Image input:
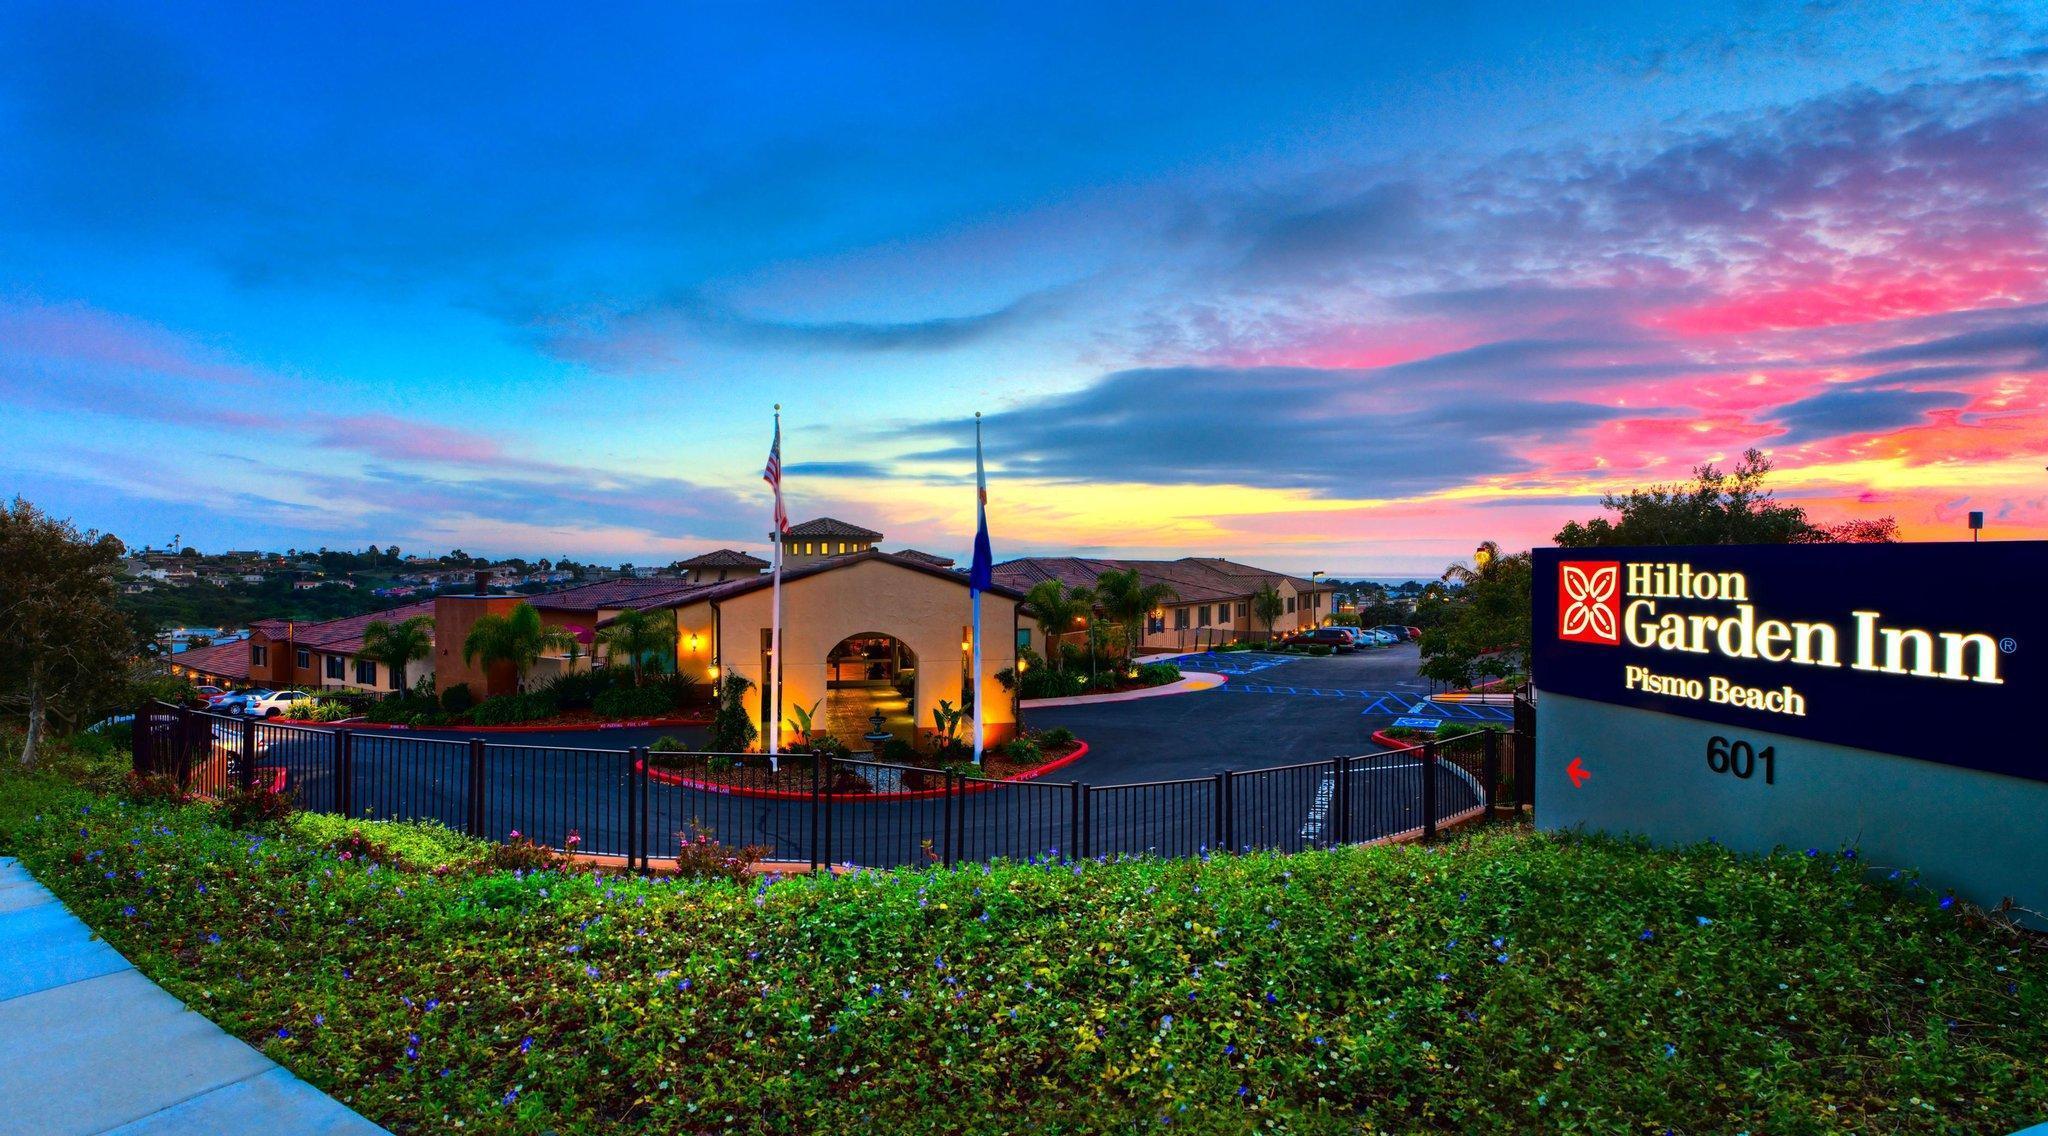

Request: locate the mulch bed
(647, 739), (1086, 796)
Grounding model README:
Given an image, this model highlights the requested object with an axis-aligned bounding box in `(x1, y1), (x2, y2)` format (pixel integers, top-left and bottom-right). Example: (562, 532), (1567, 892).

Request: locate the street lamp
(1311, 570), (1326, 626)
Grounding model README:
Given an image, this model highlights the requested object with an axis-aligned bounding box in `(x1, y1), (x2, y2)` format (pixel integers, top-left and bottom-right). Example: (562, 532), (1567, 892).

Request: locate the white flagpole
(768, 405), (783, 773)
(971, 412), (985, 766)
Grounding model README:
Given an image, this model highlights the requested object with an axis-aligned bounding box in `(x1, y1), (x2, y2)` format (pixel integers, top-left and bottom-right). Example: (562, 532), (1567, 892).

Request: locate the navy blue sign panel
(1532, 541), (2045, 784)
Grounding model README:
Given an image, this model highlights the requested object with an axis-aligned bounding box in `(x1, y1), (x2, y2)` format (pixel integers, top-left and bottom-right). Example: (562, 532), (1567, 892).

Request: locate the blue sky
(4, 2), (2045, 573)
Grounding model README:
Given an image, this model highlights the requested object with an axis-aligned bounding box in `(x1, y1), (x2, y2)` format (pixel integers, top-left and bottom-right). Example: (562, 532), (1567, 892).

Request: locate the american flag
(763, 414), (788, 533)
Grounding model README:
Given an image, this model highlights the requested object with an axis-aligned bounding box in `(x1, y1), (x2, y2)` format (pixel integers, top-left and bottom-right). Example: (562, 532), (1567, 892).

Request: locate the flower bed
(644, 730), (1089, 799)
(2, 769), (2042, 1135)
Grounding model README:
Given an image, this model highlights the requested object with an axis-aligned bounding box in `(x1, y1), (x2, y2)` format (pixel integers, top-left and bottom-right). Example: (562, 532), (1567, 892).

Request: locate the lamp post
(1310, 570), (1325, 626)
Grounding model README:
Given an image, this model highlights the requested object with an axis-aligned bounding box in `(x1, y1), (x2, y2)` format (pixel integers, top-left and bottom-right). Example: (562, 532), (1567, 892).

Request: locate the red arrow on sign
(1567, 757), (1591, 788)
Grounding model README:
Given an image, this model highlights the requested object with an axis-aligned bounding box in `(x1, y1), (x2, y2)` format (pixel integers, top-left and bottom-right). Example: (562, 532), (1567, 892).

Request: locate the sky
(2, 1), (2046, 576)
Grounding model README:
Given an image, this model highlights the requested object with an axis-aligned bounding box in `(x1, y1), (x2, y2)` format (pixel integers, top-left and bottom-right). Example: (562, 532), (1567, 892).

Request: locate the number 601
(1707, 736), (1775, 784)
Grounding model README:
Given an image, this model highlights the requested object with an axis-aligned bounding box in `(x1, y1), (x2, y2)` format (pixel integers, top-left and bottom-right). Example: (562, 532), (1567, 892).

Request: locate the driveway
(1028, 645), (1505, 783)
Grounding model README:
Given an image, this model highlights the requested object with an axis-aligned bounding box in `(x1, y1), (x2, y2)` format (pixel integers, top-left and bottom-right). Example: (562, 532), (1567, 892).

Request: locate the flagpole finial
(775, 403), (781, 411)
(975, 411), (981, 419)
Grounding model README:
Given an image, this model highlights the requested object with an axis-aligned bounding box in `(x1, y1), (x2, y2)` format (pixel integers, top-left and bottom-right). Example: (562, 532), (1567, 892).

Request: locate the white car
(242, 690), (309, 718)
(1355, 628), (1398, 647)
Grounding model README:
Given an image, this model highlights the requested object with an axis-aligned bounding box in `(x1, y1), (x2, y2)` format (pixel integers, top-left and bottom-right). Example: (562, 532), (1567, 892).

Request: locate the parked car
(241, 690), (309, 718)
(210, 689), (267, 715)
(1288, 627), (1356, 652)
(1355, 628), (1398, 647)
(194, 685), (224, 702)
(1370, 624), (1413, 642)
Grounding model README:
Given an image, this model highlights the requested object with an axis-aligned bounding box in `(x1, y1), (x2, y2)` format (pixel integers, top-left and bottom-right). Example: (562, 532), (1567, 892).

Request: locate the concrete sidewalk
(0, 857), (387, 1136)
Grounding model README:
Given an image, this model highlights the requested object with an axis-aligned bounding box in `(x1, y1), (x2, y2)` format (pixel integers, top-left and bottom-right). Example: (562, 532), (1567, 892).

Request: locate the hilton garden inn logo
(1555, 560), (2008, 686)
(1557, 561), (1621, 645)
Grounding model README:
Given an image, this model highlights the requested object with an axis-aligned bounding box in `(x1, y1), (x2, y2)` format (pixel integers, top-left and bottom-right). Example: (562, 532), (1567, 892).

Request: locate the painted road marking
(1212, 684), (1514, 719)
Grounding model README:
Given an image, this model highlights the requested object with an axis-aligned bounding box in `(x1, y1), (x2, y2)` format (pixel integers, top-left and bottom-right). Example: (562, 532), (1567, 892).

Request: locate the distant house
(890, 549), (956, 569)
(673, 549), (770, 584)
(996, 556), (1332, 652)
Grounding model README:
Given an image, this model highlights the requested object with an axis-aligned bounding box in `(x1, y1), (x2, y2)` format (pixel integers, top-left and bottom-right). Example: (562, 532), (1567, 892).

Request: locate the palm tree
(462, 602), (577, 690)
(1250, 583), (1284, 645)
(1440, 540), (1503, 585)
(358, 614), (434, 695)
(596, 607), (678, 686)
(1092, 568), (1178, 665)
(1023, 579), (1092, 673)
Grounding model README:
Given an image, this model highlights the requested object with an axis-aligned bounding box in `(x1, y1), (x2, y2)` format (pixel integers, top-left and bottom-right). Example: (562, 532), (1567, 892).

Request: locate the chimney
(474, 570), (491, 595)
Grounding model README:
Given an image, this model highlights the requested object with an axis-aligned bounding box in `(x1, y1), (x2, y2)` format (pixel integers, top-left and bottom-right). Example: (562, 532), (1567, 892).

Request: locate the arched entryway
(822, 633), (918, 747)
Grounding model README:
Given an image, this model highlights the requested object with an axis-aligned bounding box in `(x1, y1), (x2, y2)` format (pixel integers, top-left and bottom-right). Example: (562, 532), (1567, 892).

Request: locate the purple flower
(1940, 896), (1955, 910)
(1639, 930), (1655, 941)
(275, 1027), (291, 1039)
(519, 1037), (533, 1054)
(585, 965), (600, 978)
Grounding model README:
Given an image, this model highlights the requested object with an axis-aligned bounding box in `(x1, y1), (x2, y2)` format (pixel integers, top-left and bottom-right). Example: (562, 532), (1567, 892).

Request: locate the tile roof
(993, 556), (1323, 605)
(523, 578), (708, 612)
(783, 516), (883, 540)
(635, 549), (1023, 613)
(171, 639), (250, 682)
(293, 600), (440, 654)
(674, 549), (770, 570)
(891, 548), (956, 567)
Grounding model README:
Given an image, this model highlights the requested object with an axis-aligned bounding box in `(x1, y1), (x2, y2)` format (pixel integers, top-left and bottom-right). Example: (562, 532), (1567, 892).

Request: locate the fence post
(1482, 729), (1499, 816)
(625, 748), (640, 872)
(1329, 755), (1348, 846)
(173, 704), (193, 791)
(820, 755), (833, 871)
(1421, 740), (1440, 842)
(941, 772), (958, 868)
(809, 752), (822, 873)
(1211, 771), (1227, 852)
(466, 738), (486, 839)
(1077, 783), (1092, 860)
(1067, 781), (1083, 862)
(132, 703), (150, 775)
(238, 716), (256, 792)
(334, 729), (353, 818)
(1222, 769), (1238, 851)
(632, 746), (650, 872)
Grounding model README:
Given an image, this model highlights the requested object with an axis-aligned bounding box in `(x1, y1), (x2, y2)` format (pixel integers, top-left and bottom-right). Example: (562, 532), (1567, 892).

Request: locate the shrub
(1135, 662), (1182, 686)
(487, 834), (567, 872)
(121, 770), (193, 804)
(468, 693), (550, 726)
(650, 734), (690, 753)
(1037, 726), (1077, 751)
(286, 813), (490, 871)
(672, 825), (770, 882)
(365, 693), (440, 725)
(218, 784), (294, 829)
(880, 738), (922, 766)
(440, 683), (476, 714)
(709, 672), (757, 753)
(994, 735), (1043, 765)
(592, 684), (675, 719)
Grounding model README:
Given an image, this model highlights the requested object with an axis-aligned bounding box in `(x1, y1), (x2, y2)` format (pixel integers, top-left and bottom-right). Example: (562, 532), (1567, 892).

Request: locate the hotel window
(838, 542), (847, 554)
(1016, 628), (1031, 653)
(355, 660), (377, 686)
(296, 647), (311, 669)
(252, 644), (268, 667)
(1235, 602), (1246, 619)
(1173, 607), (1189, 630)
(325, 655), (344, 680)
(1286, 597), (1296, 614)
(1197, 605), (1211, 626)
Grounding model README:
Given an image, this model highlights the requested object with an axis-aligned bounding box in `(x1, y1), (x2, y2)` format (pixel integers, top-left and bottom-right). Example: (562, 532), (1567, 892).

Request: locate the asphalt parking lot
(1029, 643), (1488, 782)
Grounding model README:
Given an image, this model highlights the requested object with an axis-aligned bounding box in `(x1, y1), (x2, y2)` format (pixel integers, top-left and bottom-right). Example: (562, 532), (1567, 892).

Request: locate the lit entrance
(823, 633), (918, 747)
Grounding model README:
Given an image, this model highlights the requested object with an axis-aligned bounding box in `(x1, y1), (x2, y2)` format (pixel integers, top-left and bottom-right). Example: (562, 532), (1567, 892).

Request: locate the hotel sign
(1532, 542), (2044, 784)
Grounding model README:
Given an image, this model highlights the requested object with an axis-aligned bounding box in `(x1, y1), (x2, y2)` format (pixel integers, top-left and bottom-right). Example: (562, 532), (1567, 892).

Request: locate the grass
(0, 766), (2042, 1134)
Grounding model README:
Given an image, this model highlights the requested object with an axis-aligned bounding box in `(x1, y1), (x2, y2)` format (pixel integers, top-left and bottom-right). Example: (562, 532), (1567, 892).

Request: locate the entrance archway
(822, 633), (918, 747)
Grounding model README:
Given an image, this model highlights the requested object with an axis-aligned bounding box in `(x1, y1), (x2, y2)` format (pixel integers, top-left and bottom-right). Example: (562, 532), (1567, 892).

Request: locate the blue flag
(969, 418), (993, 591)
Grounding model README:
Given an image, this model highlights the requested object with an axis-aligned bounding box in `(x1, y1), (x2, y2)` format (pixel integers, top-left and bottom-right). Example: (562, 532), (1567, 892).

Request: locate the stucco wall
(433, 595), (523, 697)
(706, 558), (1018, 748)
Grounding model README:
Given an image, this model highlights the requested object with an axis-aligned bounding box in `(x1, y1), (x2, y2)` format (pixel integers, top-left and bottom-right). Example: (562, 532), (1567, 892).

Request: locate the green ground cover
(0, 769), (2041, 1135)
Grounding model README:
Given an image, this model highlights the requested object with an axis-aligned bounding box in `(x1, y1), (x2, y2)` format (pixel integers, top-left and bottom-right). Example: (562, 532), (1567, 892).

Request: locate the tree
(1556, 449), (1815, 546)
(461, 603), (576, 690)
(1809, 516), (1899, 543)
(1417, 541), (1533, 691)
(0, 499), (134, 765)
(1250, 583), (1285, 644)
(710, 671), (757, 753)
(359, 615), (434, 695)
(1093, 568), (1178, 663)
(1023, 580), (1092, 673)
(596, 608), (677, 686)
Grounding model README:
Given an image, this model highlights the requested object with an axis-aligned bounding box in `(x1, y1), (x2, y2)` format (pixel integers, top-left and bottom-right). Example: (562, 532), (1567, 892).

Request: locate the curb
(1020, 672), (1226, 709)
(641, 741), (1092, 801)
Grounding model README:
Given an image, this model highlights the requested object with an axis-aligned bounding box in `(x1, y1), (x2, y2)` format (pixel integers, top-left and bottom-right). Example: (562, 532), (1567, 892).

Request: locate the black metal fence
(133, 701), (1516, 871)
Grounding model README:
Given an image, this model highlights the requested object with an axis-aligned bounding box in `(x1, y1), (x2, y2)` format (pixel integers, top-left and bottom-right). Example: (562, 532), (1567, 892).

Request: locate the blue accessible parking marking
(1171, 651), (1303, 676)
(1210, 683), (1514, 719)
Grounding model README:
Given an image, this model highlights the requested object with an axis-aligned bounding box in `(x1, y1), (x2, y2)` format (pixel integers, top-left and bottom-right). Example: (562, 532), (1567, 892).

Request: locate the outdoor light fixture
(707, 664), (720, 679)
